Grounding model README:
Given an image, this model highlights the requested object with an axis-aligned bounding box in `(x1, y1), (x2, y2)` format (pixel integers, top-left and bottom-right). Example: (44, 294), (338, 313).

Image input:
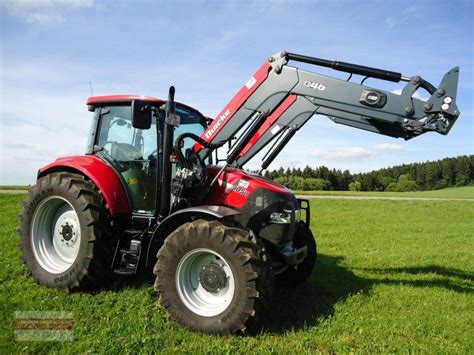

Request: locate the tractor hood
(203, 165), (296, 210)
(203, 165), (299, 246)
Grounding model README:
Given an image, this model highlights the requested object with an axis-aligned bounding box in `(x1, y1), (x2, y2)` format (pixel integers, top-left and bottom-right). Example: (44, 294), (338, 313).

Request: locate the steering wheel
(148, 148), (158, 157)
(104, 141), (145, 159)
(103, 141), (146, 172)
(101, 141), (127, 169)
(103, 141), (120, 155)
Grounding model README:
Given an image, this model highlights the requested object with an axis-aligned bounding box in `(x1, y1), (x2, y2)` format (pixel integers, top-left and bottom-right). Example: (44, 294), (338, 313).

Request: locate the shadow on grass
(105, 272), (156, 292)
(356, 265), (474, 282)
(262, 254), (366, 333)
(353, 265), (474, 295)
(262, 254), (473, 334)
(95, 253), (473, 334)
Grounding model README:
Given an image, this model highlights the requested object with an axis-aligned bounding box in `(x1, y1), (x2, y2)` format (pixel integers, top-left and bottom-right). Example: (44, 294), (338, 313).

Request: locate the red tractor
(18, 51), (460, 334)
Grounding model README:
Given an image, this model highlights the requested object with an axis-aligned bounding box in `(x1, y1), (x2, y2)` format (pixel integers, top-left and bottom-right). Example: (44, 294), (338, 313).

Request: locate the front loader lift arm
(196, 51), (460, 171)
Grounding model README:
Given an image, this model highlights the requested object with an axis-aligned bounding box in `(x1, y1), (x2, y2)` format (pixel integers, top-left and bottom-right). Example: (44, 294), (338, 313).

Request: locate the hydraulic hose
(419, 79), (437, 95)
(286, 52), (402, 83)
(285, 51), (438, 94)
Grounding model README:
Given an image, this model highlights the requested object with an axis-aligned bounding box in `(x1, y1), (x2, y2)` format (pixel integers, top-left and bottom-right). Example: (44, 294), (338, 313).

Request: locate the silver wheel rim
(176, 248), (235, 317)
(31, 196), (81, 274)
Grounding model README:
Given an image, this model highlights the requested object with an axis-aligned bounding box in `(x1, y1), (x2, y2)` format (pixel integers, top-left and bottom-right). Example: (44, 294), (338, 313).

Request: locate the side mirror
(131, 100), (152, 129)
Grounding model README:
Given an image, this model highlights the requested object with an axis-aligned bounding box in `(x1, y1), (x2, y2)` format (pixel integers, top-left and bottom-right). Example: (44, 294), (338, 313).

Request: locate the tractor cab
(86, 95), (207, 214)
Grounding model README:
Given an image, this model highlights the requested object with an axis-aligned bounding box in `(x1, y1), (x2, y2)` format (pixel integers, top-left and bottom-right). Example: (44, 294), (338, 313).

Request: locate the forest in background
(263, 155), (474, 191)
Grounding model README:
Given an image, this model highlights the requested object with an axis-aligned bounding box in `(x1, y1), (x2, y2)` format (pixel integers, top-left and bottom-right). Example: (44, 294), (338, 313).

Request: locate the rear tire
(276, 222), (317, 287)
(18, 172), (115, 291)
(153, 219), (273, 335)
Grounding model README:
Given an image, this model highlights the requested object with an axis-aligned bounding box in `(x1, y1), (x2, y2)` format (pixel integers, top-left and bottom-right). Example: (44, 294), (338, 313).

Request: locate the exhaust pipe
(159, 86), (176, 217)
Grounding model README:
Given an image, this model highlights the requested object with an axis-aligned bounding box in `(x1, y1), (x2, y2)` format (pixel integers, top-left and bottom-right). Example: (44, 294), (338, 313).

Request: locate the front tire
(153, 219), (273, 335)
(18, 172), (115, 291)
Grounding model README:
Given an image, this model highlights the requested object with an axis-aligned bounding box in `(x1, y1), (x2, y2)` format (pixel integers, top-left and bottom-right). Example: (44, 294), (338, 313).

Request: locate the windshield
(97, 105), (158, 161)
(174, 106), (206, 150)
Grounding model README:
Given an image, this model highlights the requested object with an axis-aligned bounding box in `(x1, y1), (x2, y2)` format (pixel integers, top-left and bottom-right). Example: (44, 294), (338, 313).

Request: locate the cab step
(112, 239), (142, 276)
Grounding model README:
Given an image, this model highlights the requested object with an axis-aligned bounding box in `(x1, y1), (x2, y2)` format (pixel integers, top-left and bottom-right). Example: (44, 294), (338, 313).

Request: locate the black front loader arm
(198, 51), (460, 170)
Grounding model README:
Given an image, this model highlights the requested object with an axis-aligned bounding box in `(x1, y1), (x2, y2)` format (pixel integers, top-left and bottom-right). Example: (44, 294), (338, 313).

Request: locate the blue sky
(1, 0), (473, 184)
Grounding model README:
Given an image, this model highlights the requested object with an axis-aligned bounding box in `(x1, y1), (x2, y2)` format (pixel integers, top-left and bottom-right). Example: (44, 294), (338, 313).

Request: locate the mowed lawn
(0, 194), (473, 352)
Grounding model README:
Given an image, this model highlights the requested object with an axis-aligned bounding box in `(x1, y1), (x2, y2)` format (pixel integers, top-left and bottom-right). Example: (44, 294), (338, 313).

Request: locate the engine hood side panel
(204, 166), (298, 245)
(203, 166), (292, 209)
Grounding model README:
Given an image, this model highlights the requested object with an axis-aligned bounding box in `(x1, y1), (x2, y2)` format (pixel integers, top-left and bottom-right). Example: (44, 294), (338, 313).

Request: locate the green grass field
(1, 193), (473, 352)
(0, 186), (30, 191)
(295, 185), (474, 199)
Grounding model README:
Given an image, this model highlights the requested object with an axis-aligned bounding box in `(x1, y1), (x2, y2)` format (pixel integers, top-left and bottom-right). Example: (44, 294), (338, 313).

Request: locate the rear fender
(145, 205), (240, 267)
(38, 155), (130, 216)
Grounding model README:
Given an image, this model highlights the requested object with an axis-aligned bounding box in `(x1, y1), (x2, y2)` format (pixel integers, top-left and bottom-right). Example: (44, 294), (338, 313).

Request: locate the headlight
(269, 209), (301, 224)
(269, 211), (292, 224)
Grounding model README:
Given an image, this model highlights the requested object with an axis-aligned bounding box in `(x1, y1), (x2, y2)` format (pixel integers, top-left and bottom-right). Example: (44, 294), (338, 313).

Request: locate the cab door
(96, 105), (158, 214)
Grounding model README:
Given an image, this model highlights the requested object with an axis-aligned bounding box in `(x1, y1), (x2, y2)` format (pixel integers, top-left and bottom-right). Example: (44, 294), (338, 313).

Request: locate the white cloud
(3, 0), (94, 10)
(0, 58), (93, 184)
(311, 143), (404, 161)
(375, 143), (404, 153)
(24, 12), (64, 25)
(312, 147), (372, 160)
(385, 17), (395, 29)
(384, 5), (421, 31)
(2, 0), (94, 25)
(1, 123), (88, 182)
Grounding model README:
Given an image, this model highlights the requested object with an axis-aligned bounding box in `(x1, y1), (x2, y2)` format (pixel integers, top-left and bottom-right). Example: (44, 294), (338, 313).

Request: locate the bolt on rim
(176, 248), (235, 317)
(31, 196), (81, 274)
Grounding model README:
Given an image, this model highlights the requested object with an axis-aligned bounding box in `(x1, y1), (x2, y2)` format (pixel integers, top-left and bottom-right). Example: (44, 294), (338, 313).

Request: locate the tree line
(263, 155), (474, 191)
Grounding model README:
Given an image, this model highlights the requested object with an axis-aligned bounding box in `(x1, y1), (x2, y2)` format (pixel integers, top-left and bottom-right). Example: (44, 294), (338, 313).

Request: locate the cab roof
(87, 95), (165, 106)
(86, 95), (205, 119)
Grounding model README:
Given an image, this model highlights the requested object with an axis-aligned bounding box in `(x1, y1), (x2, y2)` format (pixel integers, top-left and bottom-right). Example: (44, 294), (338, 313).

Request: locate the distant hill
(264, 155), (474, 192)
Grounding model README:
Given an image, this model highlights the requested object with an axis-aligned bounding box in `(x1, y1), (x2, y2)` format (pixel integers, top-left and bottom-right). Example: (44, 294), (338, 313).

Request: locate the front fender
(38, 155), (130, 216)
(145, 205), (240, 267)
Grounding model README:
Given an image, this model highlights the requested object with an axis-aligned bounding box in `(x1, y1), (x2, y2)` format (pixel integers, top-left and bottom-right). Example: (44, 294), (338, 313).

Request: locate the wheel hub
(61, 223), (74, 241)
(176, 248), (235, 317)
(199, 262), (227, 293)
